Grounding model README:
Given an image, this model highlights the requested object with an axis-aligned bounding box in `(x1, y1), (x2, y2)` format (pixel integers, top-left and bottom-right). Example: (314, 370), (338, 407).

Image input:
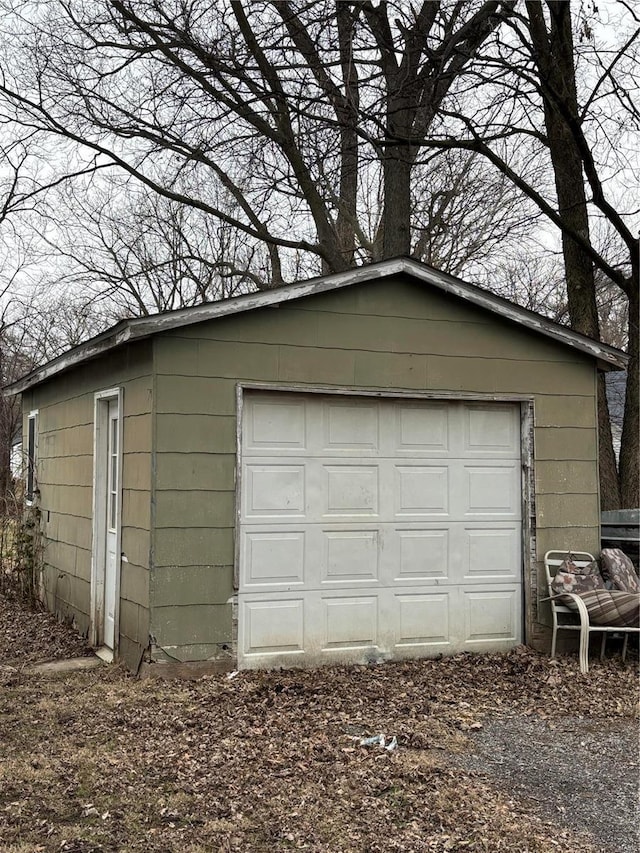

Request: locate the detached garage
(7, 258), (626, 672)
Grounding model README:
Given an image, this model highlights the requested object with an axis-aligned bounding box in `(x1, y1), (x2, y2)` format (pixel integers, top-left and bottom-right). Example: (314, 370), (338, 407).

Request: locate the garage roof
(5, 258), (627, 395)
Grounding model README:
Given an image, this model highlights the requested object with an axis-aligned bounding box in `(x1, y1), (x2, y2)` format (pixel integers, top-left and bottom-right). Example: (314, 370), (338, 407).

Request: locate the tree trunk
(335, 2), (359, 266)
(0, 359), (16, 499)
(527, 0), (621, 508)
(598, 373), (622, 510)
(382, 150), (413, 258)
(0, 347), (9, 498)
(620, 282), (639, 507)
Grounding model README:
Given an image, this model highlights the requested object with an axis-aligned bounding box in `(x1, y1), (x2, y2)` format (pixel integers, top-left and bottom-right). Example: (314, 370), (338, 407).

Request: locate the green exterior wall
(149, 276), (601, 663)
(22, 341), (153, 671)
(19, 274), (604, 669)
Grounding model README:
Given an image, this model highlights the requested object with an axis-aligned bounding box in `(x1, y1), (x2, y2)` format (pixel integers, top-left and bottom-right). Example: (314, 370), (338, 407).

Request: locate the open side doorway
(90, 388), (123, 660)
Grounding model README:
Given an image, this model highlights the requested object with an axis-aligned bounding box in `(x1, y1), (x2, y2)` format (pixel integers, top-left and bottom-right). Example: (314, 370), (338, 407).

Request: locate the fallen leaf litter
(0, 592), (637, 852)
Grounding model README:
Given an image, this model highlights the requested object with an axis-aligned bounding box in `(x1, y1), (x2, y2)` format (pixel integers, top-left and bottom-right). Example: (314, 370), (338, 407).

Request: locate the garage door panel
(463, 526), (520, 581)
(246, 398), (307, 451)
(462, 464), (520, 517)
(323, 464), (379, 516)
(242, 531), (305, 587)
(322, 596), (378, 649)
(323, 529), (380, 583)
(394, 465), (449, 517)
(395, 592), (451, 646)
(323, 400), (379, 451)
(463, 589), (520, 644)
(244, 464), (305, 518)
(241, 598), (305, 656)
(464, 405), (519, 455)
(394, 403), (450, 454)
(395, 528), (449, 580)
(239, 393), (523, 668)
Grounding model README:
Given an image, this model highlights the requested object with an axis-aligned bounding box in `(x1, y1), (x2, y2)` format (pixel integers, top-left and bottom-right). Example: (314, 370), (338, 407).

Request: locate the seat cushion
(562, 589), (640, 628)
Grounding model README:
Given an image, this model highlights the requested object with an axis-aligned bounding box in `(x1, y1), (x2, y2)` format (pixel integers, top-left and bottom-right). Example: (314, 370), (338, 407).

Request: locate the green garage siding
(13, 262), (619, 671)
(22, 342), (153, 672)
(149, 277), (600, 663)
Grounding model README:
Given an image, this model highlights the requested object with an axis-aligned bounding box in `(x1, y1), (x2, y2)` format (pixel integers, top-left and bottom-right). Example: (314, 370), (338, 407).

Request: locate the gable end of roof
(4, 258), (627, 395)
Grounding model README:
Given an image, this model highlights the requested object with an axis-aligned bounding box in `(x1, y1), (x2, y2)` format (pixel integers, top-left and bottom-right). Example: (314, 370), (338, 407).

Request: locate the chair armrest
(542, 594), (578, 604)
(543, 592), (590, 621)
(559, 592), (590, 628)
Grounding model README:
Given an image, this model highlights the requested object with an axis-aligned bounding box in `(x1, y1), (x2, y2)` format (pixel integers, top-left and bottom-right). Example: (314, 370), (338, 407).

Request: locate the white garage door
(238, 392), (522, 669)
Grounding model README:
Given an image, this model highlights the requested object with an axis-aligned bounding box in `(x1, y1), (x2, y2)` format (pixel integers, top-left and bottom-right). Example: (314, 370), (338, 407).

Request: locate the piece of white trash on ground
(226, 670), (239, 680)
(385, 736), (398, 751)
(359, 734), (385, 747)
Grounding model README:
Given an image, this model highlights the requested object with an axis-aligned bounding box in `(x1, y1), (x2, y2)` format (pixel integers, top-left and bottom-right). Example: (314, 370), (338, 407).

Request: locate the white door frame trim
(25, 409), (39, 506)
(237, 381), (534, 403)
(90, 387), (124, 655)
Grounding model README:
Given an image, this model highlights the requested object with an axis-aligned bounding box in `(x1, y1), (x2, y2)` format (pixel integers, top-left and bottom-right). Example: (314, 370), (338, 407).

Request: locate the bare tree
(0, 0), (518, 282)
(0, 0), (543, 307)
(494, 251), (630, 350)
(0, 300), (24, 497)
(1, 0), (636, 504)
(27, 146), (540, 320)
(524, 0), (637, 508)
(412, 150), (545, 276)
(38, 178), (268, 316)
(0, 220), (49, 495)
(409, 0), (639, 507)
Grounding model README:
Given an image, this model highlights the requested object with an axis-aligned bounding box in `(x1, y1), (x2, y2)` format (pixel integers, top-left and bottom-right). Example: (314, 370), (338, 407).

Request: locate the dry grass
(1, 591), (638, 852)
(0, 636), (637, 853)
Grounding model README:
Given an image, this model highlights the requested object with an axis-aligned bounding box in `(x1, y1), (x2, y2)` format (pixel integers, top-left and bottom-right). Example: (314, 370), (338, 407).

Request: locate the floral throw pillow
(600, 548), (640, 594)
(551, 557), (605, 598)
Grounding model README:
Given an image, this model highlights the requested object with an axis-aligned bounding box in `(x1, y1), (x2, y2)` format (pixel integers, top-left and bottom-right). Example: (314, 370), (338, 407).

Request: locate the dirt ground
(0, 592), (638, 853)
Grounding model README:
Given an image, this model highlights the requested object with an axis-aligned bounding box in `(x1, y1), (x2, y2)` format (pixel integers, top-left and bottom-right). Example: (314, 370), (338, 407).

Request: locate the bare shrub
(0, 484), (42, 604)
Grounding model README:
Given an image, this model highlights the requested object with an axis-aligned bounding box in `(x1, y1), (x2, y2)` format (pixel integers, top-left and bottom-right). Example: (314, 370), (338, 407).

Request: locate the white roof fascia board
(5, 258), (626, 395)
(6, 324), (135, 396)
(401, 260), (627, 370)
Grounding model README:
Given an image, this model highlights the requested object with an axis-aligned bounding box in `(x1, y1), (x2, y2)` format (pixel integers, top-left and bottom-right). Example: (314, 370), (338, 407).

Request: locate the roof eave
(5, 324), (135, 396)
(397, 260), (627, 371)
(4, 257), (627, 395)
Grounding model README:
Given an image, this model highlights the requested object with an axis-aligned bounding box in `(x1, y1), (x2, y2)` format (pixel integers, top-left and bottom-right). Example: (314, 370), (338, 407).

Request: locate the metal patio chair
(543, 550), (640, 674)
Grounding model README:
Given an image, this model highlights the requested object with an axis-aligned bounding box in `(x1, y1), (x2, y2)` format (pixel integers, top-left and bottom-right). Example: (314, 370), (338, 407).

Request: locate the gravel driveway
(457, 714), (639, 853)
